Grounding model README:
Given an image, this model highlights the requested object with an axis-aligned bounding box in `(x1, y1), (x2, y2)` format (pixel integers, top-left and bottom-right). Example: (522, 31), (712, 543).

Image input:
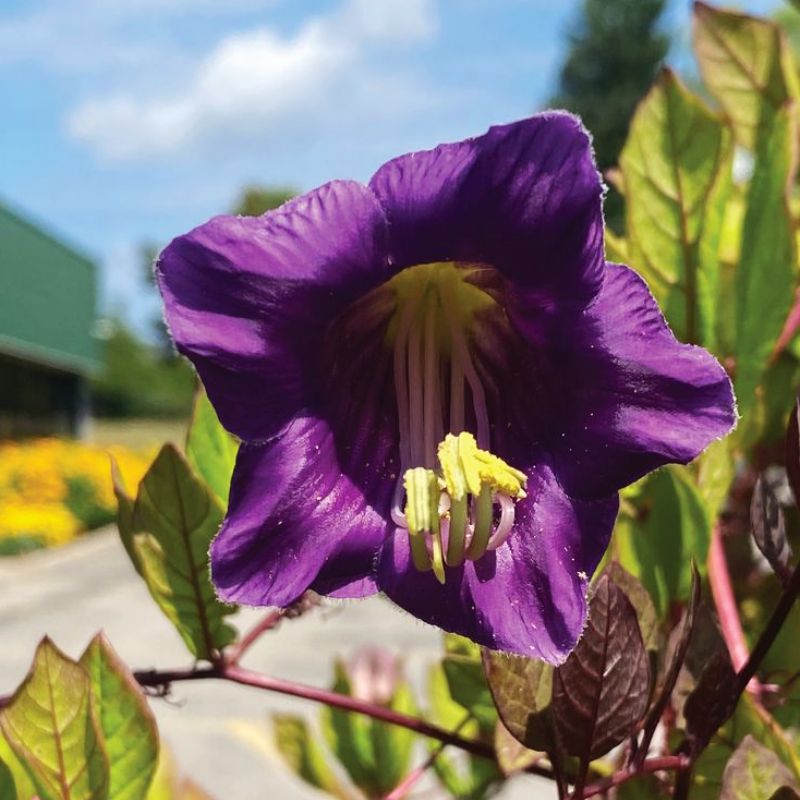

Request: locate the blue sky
(0, 0), (784, 334)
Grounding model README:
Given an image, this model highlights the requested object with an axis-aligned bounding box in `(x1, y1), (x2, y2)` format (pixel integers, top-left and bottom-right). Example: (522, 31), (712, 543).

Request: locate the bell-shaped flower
(157, 114), (736, 662)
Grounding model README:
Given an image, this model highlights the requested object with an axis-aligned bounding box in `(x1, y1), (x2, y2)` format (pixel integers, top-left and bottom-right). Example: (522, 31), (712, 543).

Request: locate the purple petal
(157, 180), (390, 442)
(376, 462), (618, 662)
(211, 414), (393, 606)
(544, 264), (737, 498)
(370, 113), (604, 305)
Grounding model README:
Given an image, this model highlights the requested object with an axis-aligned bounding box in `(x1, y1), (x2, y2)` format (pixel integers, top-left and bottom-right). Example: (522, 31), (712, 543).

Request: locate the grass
(90, 417), (188, 450)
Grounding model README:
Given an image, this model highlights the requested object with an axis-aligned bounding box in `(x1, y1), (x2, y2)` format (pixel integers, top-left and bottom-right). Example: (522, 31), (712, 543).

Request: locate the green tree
(91, 320), (195, 418)
(549, 0), (669, 227)
(233, 185), (296, 216)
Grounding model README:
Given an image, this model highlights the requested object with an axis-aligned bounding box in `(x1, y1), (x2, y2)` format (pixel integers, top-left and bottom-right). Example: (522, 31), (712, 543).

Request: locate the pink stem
(770, 287), (800, 365)
(708, 523), (761, 697)
(580, 755), (690, 799)
(225, 609), (285, 665)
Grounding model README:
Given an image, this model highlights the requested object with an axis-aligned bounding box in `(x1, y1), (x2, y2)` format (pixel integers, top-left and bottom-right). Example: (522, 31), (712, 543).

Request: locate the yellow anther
(437, 432), (527, 501)
(403, 467), (446, 583)
(438, 432), (482, 499)
(404, 467), (440, 535)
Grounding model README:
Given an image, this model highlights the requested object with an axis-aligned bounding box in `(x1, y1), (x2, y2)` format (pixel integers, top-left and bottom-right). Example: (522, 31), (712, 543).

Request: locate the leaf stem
(580, 755), (690, 799)
(733, 557), (800, 702)
(707, 522), (760, 697)
(130, 663), (557, 777)
(225, 610), (285, 665)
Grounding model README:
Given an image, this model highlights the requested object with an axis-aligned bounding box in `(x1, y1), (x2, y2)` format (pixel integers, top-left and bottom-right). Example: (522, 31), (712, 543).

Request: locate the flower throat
(387, 263), (527, 583)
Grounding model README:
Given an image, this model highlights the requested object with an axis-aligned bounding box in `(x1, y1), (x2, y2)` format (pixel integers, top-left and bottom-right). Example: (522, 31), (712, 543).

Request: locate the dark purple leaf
(684, 650), (737, 752)
(638, 563), (701, 760)
(551, 571), (651, 760)
(720, 735), (799, 800)
(786, 396), (800, 506)
(751, 475), (793, 586)
(605, 561), (661, 652)
(770, 789), (800, 800)
(483, 651), (554, 752)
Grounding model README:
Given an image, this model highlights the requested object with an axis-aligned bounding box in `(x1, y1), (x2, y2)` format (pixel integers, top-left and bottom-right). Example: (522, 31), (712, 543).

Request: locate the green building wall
(0, 202), (98, 437)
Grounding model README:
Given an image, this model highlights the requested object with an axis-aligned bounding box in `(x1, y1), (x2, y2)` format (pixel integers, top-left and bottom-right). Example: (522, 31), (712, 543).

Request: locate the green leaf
(604, 228), (628, 263)
(0, 638), (109, 800)
(697, 435), (737, 524)
(720, 735), (799, 800)
(734, 103), (798, 418)
(492, 722), (541, 777)
(426, 666), (498, 800)
(111, 456), (143, 576)
(370, 681), (416, 794)
(441, 636), (496, 730)
(0, 758), (16, 800)
(693, 2), (799, 150)
(132, 445), (237, 660)
(321, 662), (415, 797)
(691, 693), (800, 799)
(273, 715), (348, 799)
(0, 733), (41, 800)
(322, 662), (378, 794)
(614, 466), (711, 617)
(483, 651), (554, 753)
(620, 67), (733, 346)
(79, 634), (159, 800)
(185, 390), (238, 508)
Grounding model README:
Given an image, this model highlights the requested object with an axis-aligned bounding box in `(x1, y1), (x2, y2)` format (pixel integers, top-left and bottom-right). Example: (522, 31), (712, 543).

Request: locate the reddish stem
(770, 287), (800, 365)
(580, 755), (690, 798)
(225, 609), (285, 665)
(707, 523), (760, 697)
(131, 663), (555, 774)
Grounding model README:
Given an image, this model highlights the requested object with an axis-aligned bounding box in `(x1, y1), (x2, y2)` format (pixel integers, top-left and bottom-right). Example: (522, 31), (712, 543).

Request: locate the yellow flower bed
(0, 439), (152, 555)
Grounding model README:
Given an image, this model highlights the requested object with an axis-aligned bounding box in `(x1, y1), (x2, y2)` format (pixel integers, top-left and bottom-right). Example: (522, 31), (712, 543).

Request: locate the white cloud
(64, 0), (437, 161)
(0, 1), (279, 73)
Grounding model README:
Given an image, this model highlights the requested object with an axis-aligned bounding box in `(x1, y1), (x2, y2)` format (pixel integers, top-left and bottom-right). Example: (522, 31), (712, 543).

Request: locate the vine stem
(770, 286), (800, 365)
(733, 557), (800, 701)
(0, 658), (694, 795)
(225, 609), (285, 665)
(131, 662), (555, 777)
(707, 522), (761, 697)
(581, 755), (690, 799)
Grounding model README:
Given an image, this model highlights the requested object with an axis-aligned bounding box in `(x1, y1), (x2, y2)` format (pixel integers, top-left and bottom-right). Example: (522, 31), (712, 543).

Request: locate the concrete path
(0, 530), (553, 799)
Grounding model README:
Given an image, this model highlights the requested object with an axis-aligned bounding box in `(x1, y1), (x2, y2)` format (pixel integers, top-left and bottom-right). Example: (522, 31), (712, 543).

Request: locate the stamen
(487, 493), (516, 550)
(404, 467), (437, 572)
(465, 484), (494, 559)
(389, 263), (529, 580)
(407, 306), (425, 468)
(446, 494), (468, 565)
(438, 274), (490, 449)
(392, 282), (422, 473)
(423, 290), (440, 469)
(450, 352), (465, 434)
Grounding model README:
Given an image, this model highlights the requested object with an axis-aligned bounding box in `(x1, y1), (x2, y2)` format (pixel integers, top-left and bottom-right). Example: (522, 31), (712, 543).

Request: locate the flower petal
(376, 462), (618, 662)
(370, 113), (604, 305)
(211, 414), (393, 607)
(157, 180), (390, 442)
(545, 263), (737, 498)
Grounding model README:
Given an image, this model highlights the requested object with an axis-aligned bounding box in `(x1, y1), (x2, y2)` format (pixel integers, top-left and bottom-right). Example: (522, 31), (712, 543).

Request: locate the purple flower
(157, 114), (736, 662)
